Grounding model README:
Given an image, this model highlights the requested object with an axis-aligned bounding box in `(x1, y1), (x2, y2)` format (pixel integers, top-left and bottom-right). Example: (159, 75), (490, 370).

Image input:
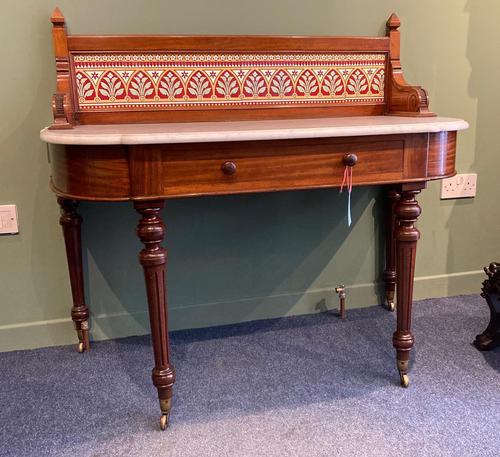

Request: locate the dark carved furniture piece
(473, 262), (500, 351)
(41, 8), (467, 429)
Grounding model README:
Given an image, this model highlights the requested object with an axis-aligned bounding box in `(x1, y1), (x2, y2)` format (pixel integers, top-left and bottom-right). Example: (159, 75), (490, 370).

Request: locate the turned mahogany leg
(383, 188), (401, 312)
(57, 198), (90, 353)
(134, 200), (175, 430)
(393, 184), (424, 388)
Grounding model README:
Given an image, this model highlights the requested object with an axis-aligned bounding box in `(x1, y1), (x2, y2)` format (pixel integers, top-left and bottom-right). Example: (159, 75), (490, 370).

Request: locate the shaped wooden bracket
(386, 13), (435, 117)
(51, 92), (72, 129)
(49, 8), (74, 129)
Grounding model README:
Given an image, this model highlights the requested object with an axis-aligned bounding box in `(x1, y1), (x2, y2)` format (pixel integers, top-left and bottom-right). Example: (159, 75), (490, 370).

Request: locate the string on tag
(340, 165), (353, 226)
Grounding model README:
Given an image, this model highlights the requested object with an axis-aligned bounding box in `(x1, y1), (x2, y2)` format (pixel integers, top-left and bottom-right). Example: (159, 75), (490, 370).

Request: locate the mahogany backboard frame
(49, 8), (434, 129)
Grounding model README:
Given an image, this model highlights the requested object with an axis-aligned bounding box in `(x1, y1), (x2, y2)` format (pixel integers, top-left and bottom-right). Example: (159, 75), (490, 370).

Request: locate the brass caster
(400, 373), (409, 388)
(159, 413), (169, 430)
(387, 300), (395, 312)
(76, 324), (90, 353)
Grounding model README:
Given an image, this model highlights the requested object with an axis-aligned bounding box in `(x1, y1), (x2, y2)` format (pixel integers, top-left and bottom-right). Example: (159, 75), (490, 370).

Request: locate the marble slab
(40, 116), (468, 146)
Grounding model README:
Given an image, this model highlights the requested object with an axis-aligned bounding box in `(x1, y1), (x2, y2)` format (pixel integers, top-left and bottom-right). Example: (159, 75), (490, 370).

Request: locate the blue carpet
(0, 294), (499, 457)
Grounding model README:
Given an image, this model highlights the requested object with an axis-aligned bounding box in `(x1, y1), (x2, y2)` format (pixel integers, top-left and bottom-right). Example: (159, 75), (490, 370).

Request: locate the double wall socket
(440, 173), (477, 199)
(0, 205), (19, 234)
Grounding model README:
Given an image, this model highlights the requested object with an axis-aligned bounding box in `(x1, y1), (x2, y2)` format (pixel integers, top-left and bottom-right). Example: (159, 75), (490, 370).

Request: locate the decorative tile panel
(72, 52), (386, 111)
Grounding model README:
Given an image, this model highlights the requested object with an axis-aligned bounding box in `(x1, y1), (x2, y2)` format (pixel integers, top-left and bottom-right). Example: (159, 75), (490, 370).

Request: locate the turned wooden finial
(51, 7), (65, 25)
(387, 13), (401, 32)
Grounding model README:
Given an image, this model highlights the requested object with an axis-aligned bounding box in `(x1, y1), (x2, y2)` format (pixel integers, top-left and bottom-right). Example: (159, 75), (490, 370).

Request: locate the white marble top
(40, 116), (468, 145)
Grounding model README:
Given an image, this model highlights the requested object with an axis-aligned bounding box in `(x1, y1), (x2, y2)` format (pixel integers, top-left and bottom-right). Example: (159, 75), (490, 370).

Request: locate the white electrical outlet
(0, 205), (19, 234)
(441, 173), (477, 199)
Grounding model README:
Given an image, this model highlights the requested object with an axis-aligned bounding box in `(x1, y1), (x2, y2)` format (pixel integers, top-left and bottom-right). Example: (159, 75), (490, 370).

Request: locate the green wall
(0, 0), (496, 351)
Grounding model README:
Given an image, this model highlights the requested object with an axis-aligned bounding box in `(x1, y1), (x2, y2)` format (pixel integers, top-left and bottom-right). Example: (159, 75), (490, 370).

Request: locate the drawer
(136, 134), (427, 198)
(50, 133), (432, 201)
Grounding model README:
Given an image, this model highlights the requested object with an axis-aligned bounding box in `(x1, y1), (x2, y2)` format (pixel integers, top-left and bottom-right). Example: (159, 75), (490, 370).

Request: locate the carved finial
(51, 7), (65, 25)
(387, 13), (401, 31)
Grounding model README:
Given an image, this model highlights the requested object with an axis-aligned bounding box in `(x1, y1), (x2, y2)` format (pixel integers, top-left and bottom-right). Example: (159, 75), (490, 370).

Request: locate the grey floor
(1, 294), (499, 457)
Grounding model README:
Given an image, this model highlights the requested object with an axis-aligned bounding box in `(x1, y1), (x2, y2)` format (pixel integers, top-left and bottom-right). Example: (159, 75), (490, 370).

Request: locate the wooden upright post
(50, 8), (73, 129)
(386, 13), (434, 117)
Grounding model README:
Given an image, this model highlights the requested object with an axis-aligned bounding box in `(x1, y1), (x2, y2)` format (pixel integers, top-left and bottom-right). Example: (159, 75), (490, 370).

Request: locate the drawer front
(48, 134), (434, 202)
(131, 134), (428, 198)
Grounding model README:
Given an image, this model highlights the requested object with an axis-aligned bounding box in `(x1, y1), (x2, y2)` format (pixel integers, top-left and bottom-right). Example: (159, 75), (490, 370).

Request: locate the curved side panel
(49, 145), (131, 200)
(427, 131), (457, 179)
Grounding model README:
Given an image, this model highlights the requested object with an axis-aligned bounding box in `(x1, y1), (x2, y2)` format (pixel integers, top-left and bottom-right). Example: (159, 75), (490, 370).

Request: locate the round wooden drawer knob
(221, 161), (237, 175)
(342, 153), (358, 167)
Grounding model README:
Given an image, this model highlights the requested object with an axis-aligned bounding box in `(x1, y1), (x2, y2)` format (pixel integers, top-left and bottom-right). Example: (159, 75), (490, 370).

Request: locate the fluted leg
(393, 184), (424, 387)
(383, 188), (400, 312)
(57, 198), (90, 353)
(134, 200), (175, 430)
